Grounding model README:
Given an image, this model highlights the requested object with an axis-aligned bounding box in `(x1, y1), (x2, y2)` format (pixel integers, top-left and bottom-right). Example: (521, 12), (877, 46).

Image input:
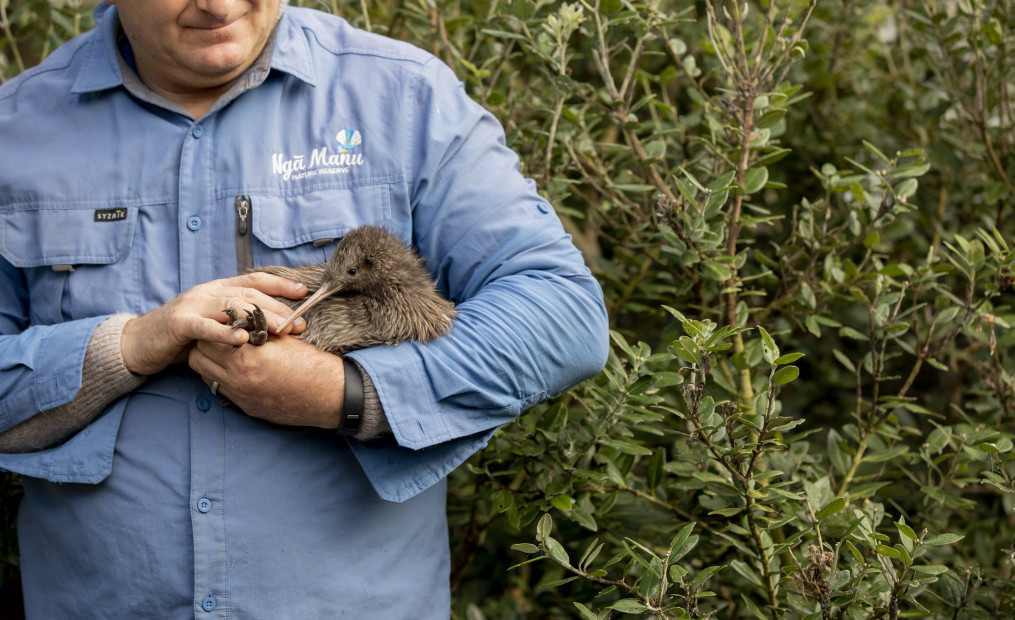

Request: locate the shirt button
(536, 202), (550, 214)
(197, 498), (212, 513)
(201, 596), (216, 612)
(192, 124), (204, 138)
(187, 215), (202, 231)
(196, 397), (210, 411)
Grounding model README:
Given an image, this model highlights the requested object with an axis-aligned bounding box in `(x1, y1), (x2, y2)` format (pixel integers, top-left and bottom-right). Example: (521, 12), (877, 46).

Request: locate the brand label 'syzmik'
(94, 208), (127, 222)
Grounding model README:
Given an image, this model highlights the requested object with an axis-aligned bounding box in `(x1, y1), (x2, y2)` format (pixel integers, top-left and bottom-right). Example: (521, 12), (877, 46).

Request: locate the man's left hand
(189, 336), (344, 429)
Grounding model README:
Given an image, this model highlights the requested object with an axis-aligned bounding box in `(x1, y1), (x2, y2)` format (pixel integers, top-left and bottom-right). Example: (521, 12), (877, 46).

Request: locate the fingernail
(233, 330), (244, 343)
(293, 281), (305, 291)
(275, 317), (287, 330)
(294, 317), (306, 329)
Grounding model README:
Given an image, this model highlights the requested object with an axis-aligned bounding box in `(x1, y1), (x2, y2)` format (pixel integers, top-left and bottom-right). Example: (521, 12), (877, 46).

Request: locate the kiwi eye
(347, 268), (357, 276)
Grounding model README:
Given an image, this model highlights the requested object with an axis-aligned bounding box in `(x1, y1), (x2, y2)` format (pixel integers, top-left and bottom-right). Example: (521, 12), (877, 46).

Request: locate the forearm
(0, 314), (145, 453)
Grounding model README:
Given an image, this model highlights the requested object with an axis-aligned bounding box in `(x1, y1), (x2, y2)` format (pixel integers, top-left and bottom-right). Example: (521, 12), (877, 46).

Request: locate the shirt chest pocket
(0, 206), (141, 324)
(243, 184), (398, 271)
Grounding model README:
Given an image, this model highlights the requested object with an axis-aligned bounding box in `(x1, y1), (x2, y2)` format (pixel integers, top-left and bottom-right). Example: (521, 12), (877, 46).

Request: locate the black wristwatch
(338, 358), (363, 436)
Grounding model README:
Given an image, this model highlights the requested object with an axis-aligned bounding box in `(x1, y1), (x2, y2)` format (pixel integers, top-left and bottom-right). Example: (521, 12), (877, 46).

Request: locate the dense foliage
(2, 0), (1014, 618)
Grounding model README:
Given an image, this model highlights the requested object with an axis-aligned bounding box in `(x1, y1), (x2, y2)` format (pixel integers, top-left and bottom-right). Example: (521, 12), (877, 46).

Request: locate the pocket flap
(250, 185), (389, 249)
(1, 207), (137, 268)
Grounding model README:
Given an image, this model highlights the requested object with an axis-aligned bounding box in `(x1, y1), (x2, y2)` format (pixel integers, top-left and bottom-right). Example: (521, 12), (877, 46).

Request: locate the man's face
(109, 0), (282, 96)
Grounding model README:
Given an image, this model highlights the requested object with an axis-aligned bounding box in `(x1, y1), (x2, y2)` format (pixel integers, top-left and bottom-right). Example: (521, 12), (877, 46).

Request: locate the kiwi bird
(229, 226), (456, 355)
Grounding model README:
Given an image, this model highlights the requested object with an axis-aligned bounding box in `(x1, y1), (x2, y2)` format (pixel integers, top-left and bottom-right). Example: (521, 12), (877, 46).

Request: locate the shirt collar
(71, 2), (316, 97)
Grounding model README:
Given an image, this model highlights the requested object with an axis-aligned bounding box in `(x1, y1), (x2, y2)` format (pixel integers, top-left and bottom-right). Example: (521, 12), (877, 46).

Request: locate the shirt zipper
(235, 195), (254, 273)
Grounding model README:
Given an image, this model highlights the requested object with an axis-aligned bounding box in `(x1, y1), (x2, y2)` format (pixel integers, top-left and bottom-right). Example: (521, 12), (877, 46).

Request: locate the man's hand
(121, 272), (308, 376)
(189, 335), (345, 429)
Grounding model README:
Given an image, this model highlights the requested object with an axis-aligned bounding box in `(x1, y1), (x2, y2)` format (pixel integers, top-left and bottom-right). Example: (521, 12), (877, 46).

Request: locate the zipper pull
(235, 195), (250, 236)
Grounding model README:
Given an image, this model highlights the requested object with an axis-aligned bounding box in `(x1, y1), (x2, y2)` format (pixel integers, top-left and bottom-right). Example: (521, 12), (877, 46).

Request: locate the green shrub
(3, 1), (1013, 617)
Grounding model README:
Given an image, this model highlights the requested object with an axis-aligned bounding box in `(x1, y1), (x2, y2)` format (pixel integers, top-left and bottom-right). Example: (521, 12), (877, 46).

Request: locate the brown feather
(253, 226), (456, 355)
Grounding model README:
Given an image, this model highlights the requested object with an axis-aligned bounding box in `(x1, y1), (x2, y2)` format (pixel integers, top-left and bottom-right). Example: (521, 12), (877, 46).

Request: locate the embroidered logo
(335, 129), (362, 153)
(272, 129), (366, 181)
(94, 208), (127, 222)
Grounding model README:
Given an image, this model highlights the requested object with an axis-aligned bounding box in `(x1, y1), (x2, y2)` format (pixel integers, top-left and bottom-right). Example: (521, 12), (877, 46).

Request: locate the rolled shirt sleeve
(0, 257), (124, 481)
(346, 60), (609, 501)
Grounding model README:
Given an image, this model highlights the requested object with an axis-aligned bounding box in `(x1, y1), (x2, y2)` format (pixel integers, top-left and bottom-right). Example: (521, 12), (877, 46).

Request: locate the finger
(226, 271), (308, 300)
(189, 345), (228, 385)
(182, 309), (252, 347)
(194, 339), (240, 367)
(213, 288), (307, 335)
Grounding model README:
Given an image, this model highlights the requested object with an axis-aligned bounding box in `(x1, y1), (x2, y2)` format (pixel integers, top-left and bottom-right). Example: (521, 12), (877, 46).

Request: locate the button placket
(190, 378), (228, 617)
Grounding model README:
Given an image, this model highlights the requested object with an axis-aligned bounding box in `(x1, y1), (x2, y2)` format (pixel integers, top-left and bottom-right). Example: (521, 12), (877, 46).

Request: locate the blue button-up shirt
(0, 4), (608, 618)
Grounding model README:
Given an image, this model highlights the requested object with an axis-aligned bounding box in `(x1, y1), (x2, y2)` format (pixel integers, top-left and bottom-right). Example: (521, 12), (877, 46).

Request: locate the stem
(359, 0), (372, 32)
(836, 433), (871, 498)
(543, 94), (565, 187)
(0, 0), (25, 77)
(745, 495), (781, 616)
(611, 483), (719, 534)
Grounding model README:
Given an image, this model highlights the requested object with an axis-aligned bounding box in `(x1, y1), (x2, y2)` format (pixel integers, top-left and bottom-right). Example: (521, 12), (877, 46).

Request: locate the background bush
(2, 0), (1014, 618)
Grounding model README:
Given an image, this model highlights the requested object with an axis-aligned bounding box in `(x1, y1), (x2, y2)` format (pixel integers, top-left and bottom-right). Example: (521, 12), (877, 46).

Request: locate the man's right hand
(120, 272), (308, 375)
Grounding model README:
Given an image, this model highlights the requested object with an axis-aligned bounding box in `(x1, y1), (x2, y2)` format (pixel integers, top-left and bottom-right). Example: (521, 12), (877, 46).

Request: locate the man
(0, 0), (608, 617)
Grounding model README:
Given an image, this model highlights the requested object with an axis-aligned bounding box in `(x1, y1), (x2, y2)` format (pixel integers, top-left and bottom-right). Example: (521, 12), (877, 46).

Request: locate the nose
(195, 0), (237, 19)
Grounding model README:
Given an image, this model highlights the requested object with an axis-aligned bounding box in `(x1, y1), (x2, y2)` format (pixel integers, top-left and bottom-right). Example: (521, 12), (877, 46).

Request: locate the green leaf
(816, 497), (846, 520)
(876, 544), (901, 558)
(893, 161), (930, 179)
(493, 490), (514, 513)
(612, 599), (647, 613)
(758, 326), (779, 363)
(599, 0), (622, 13)
(756, 109), (786, 129)
(601, 438), (653, 456)
(844, 540), (863, 563)
(511, 543), (540, 554)
(861, 446), (909, 463)
(895, 178), (918, 200)
(754, 147), (792, 167)
(550, 495), (573, 511)
(709, 507), (745, 517)
(573, 602), (598, 620)
(690, 564), (726, 587)
(579, 539), (604, 571)
(707, 170), (737, 191)
(896, 543), (912, 565)
(669, 523), (696, 558)
(924, 533), (965, 546)
(537, 513), (553, 542)
(773, 352), (804, 365)
(864, 140), (890, 162)
(647, 448), (665, 491)
(839, 326), (867, 341)
(545, 536), (570, 564)
(895, 522), (918, 541)
(643, 139), (666, 161)
(540, 575), (580, 588)
(772, 365), (799, 385)
(671, 339), (699, 365)
(701, 260), (733, 281)
(743, 166), (769, 194)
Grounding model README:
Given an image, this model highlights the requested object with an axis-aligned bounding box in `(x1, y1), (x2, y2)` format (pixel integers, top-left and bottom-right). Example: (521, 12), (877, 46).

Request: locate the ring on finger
(210, 381), (220, 396)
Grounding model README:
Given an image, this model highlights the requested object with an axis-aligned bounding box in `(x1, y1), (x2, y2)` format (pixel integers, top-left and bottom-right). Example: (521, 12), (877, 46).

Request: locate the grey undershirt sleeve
(0, 314), (389, 453)
(0, 314), (145, 453)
